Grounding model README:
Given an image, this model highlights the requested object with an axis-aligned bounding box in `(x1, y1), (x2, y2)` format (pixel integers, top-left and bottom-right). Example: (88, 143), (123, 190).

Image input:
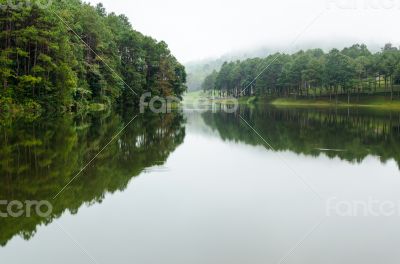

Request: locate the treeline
(0, 0), (186, 112)
(202, 44), (400, 101)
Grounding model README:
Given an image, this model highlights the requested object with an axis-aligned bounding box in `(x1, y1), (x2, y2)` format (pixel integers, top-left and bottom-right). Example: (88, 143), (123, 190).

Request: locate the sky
(87, 0), (400, 63)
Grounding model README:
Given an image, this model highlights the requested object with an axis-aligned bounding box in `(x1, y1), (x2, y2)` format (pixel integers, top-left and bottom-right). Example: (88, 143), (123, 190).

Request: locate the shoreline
(186, 92), (400, 111)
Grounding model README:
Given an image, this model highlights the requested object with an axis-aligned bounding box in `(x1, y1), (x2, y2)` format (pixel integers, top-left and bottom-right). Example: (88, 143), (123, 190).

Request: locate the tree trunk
(314, 86), (317, 100)
(347, 90), (350, 105)
(335, 86), (338, 105)
(34, 41), (38, 67)
(391, 75), (394, 101)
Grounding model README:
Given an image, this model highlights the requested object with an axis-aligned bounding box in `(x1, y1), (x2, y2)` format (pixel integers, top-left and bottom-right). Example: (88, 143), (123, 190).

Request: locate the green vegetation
(0, 0), (187, 113)
(202, 44), (400, 105)
(270, 96), (400, 110)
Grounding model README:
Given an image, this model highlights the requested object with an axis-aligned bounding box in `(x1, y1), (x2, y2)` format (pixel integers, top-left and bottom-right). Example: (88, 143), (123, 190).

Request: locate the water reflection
(2, 107), (400, 263)
(0, 111), (186, 246)
(202, 106), (400, 167)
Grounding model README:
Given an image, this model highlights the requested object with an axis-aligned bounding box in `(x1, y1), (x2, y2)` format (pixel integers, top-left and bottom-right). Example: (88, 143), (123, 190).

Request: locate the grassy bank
(269, 96), (400, 110)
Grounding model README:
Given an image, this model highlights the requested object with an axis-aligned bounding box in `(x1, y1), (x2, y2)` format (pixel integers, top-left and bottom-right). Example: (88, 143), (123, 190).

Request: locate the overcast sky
(87, 0), (400, 63)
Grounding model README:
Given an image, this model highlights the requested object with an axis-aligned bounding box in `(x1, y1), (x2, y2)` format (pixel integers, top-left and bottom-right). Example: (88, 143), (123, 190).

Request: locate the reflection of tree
(0, 111), (185, 246)
(203, 107), (400, 167)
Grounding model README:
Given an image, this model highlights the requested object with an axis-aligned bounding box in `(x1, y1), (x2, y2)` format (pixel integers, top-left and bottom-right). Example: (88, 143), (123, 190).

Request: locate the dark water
(1, 106), (400, 263)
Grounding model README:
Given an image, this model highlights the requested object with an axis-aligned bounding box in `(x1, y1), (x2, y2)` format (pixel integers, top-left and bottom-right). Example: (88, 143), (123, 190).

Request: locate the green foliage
(201, 70), (218, 92)
(0, 0), (186, 111)
(203, 44), (400, 101)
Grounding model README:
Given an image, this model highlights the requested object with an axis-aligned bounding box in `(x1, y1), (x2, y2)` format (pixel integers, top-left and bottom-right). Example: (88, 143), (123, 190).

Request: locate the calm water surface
(1, 106), (400, 263)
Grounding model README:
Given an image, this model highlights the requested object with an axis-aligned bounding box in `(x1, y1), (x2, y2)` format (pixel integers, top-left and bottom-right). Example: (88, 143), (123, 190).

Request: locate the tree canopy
(0, 0), (187, 112)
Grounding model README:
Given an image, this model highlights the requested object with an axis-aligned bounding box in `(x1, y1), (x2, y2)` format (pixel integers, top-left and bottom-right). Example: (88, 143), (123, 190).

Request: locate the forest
(202, 44), (400, 103)
(0, 0), (187, 113)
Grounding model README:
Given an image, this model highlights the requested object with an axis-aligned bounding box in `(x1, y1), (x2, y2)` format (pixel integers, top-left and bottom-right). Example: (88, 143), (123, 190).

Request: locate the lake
(1, 106), (400, 263)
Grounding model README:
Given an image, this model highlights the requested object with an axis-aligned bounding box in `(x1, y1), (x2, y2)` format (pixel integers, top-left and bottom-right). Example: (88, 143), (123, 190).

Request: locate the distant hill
(184, 51), (270, 91)
(185, 60), (224, 91)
